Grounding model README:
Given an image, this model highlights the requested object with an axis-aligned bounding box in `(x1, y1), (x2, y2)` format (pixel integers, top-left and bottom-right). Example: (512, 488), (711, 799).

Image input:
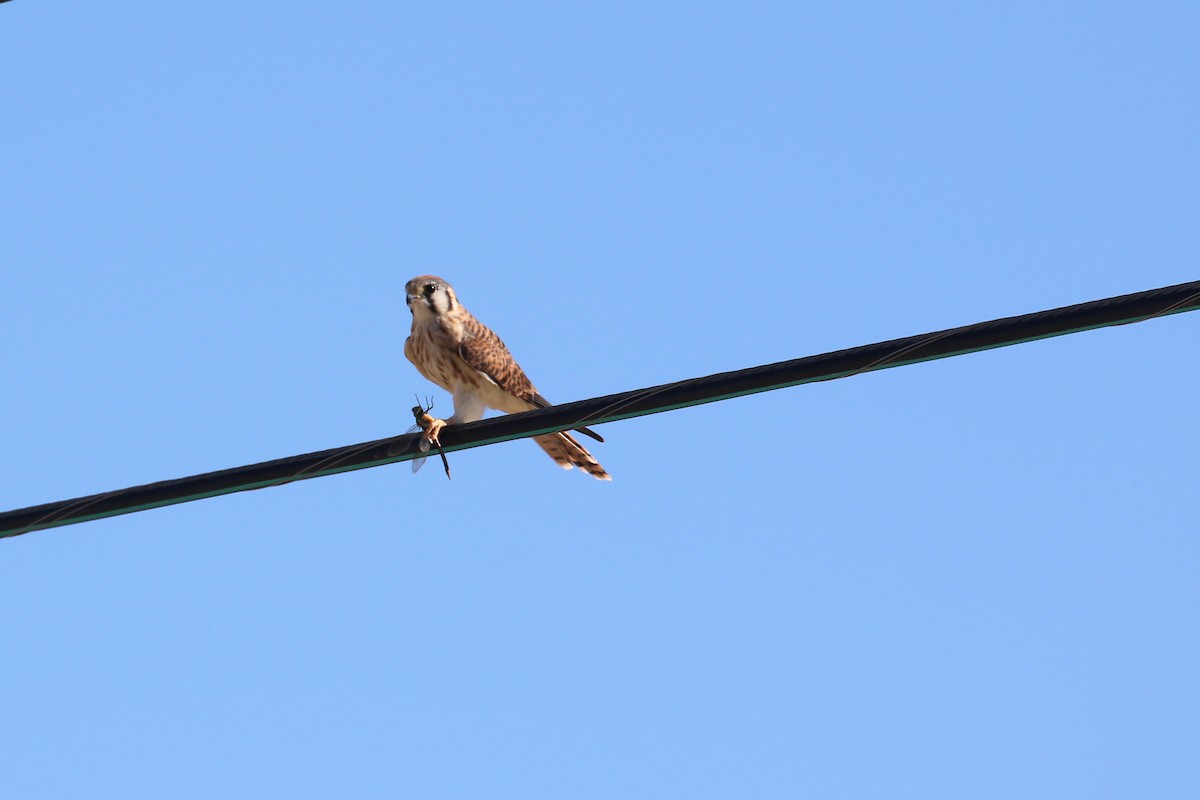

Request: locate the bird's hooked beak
(405, 280), (431, 311)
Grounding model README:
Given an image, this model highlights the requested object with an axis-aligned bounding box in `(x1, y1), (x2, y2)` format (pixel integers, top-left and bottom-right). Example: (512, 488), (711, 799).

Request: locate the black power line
(3, 279), (1198, 539)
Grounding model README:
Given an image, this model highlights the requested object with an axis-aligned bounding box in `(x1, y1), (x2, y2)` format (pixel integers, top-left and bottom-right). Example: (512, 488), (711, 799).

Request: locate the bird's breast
(407, 319), (488, 394)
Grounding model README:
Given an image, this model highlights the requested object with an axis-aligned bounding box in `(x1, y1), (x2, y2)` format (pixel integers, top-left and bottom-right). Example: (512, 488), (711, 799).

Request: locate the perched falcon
(404, 275), (611, 481)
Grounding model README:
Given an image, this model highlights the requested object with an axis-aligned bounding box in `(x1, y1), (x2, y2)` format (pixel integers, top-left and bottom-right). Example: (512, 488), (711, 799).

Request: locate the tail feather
(533, 432), (612, 481)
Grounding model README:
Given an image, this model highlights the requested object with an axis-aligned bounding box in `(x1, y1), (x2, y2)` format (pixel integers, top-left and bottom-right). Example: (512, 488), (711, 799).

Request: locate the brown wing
(458, 317), (538, 400)
(459, 318), (604, 444)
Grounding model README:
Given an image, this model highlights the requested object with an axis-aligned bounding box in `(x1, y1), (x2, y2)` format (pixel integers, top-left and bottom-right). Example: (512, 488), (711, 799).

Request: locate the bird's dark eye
(423, 283), (437, 295)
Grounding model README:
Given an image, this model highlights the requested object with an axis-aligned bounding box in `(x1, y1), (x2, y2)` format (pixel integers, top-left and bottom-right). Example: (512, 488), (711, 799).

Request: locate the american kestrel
(404, 275), (611, 481)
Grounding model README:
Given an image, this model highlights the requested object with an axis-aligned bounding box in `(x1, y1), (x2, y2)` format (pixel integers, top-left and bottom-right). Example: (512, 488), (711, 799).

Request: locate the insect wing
(406, 423), (431, 473)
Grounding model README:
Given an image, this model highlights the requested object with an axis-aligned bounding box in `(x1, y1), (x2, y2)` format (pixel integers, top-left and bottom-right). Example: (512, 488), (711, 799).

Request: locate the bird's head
(405, 275), (458, 317)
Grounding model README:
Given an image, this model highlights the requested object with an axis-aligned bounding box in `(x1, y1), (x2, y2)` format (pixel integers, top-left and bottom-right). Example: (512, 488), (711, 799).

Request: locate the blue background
(4, 2), (1198, 797)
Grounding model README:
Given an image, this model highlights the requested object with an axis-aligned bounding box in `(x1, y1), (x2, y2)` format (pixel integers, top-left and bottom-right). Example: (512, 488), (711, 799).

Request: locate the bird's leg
(421, 417), (447, 449)
(411, 400), (447, 450)
(412, 392), (481, 456)
(410, 399), (452, 479)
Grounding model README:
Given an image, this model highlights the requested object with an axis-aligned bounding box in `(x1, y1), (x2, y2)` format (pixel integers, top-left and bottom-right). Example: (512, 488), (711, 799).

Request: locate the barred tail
(533, 432), (612, 481)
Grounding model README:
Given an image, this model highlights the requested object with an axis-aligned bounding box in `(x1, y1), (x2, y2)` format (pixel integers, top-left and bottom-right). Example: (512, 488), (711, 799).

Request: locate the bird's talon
(418, 416), (447, 449)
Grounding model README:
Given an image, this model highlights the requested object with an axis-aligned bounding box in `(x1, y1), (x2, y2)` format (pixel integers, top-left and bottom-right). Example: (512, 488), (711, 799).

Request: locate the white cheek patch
(430, 291), (454, 314)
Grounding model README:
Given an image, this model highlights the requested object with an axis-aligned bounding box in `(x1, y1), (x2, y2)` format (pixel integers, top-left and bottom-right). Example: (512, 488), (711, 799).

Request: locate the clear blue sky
(3, 2), (1199, 797)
